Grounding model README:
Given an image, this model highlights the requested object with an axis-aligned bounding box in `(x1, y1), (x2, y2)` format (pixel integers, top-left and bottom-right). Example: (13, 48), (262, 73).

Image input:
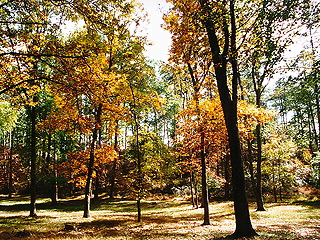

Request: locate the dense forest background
(0, 0), (319, 237)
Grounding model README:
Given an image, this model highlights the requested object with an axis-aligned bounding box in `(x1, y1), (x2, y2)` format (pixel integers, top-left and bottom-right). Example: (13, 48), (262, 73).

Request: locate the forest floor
(0, 195), (319, 240)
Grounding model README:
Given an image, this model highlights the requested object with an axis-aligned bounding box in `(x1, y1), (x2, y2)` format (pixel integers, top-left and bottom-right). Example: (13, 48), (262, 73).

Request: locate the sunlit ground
(0, 195), (319, 239)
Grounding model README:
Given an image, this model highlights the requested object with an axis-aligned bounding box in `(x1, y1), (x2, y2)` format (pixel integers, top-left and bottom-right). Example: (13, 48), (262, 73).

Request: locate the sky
(137, 0), (172, 62)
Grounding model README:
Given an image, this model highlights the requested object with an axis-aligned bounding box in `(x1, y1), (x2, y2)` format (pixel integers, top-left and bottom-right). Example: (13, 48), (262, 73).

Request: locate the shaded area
(0, 197), (320, 239)
(294, 200), (320, 208)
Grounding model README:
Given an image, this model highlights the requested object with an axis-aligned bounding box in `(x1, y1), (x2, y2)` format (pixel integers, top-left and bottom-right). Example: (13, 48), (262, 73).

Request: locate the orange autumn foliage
(175, 97), (275, 172)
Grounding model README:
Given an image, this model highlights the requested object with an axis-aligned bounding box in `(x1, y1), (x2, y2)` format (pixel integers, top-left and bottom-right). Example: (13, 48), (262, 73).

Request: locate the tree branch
(0, 52), (86, 58)
(0, 21), (48, 25)
(0, 79), (34, 95)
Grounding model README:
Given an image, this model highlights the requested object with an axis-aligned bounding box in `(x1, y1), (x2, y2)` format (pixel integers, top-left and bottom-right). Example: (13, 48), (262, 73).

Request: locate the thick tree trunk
(224, 157), (230, 200)
(29, 106), (37, 217)
(199, 0), (257, 237)
(83, 103), (102, 218)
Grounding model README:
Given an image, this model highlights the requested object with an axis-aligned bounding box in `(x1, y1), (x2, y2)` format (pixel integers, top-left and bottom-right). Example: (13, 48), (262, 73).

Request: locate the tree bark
(134, 113), (142, 222)
(83, 103), (102, 218)
(198, 0), (257, 237)
(52, 140), (58, 205)
(187, 61), (210, 225)
(29, 105), (37, 217)
(224, 156), (230, 200)
(252, 64), (266, 211)
(315, 84), (320, 151)
(255, 124), (266, 211)
(8, 130), (14, 198)
(190, 171), (196, 207)
(109, 121), (119, 199)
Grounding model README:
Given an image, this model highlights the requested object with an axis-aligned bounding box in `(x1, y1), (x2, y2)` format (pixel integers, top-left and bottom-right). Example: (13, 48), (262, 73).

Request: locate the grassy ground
(0, 195), (319, 239)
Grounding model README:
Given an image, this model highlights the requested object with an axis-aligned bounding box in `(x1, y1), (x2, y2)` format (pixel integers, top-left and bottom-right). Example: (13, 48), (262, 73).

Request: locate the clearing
(0, 196), (319, 239)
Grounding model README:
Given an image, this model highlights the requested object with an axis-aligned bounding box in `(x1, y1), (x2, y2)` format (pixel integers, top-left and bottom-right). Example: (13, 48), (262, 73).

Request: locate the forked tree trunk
(83, 103), (102, 218)
(199, 0), (257, 237)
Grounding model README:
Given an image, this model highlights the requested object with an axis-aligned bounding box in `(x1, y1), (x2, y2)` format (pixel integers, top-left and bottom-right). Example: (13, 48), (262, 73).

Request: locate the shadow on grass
(294, 200), (320, 208)
(0, 196), (190, 214)
(0, 198), (84, 212)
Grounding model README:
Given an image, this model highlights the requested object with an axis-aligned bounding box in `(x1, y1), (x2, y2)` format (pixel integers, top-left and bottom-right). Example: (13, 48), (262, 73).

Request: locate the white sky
(137, 0), (172, 62)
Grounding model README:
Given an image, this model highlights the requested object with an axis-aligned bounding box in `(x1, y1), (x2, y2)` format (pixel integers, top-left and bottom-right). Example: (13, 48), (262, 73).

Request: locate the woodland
(0, 0), (320, 239)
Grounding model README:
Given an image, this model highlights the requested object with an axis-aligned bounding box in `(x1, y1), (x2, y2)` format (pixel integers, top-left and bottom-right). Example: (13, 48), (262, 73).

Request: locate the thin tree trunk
(190, 171), (195, 207)
(309, 104), (319, 150)
(8, 130), (14, 198)
(29, 106), (37, 217)
(129, 84), (143, 222)
(272, 160), (277, 203)
(194, 175), (199, 209)
(83, 103), (102, 218)
(187, 61), (210, 226)
(200, 129), (210, 225)
(315, 84), (320, 151)
(247, 139), (259, 202)
(52, 140), (58, 205)
(134, 115), (142, 222)
(109, 121), (119, 199)
(93, 171), (100, 202)
(255, 124), (266, 211)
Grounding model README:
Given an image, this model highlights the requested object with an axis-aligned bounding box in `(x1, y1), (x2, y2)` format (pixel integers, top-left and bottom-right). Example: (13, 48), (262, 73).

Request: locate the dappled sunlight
(1, 197), (319, 239)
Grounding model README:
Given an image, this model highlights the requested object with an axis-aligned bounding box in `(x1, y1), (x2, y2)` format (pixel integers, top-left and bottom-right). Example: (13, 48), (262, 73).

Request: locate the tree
(196, 0), (257, 237)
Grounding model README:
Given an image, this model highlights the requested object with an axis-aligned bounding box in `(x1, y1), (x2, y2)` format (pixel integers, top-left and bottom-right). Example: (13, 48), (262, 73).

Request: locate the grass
(0, 195), (319, 239)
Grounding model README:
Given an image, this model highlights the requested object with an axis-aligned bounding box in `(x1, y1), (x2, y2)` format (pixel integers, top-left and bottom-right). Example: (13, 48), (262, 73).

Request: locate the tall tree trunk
(315, 84), (320, 151)
(109, 121), (119, 199)
(200, 120), (210, 225)
(129, 84), (143, 222)
(187, 61), (210, 225)
(83, 103), (102, 218)
(272, 160), (277, 203)
(247, 139), (258, 201)
(93, 171), (100, 202)
(190, 171), (196, 207)
(29, 106), (37, 217)
(8, 130), (14, 198)
(199, 0), (256, 237)
(52, 140), (58, 205)
(255, 124), (266, 211)
(134, 114), (142, 222)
